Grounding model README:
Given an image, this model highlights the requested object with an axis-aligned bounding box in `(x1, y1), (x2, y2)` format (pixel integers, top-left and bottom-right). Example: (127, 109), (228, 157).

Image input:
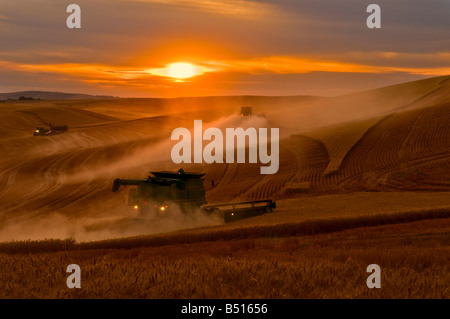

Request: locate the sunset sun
(167, 62), (196, 79)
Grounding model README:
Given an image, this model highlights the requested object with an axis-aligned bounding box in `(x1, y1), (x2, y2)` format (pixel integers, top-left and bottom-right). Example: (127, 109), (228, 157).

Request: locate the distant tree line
(0, 96), (41, 102)
(18, 96), (41, 100)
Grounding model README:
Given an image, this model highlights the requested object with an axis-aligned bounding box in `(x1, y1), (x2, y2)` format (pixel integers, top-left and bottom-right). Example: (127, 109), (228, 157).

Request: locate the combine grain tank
(112, 169), (276, 222)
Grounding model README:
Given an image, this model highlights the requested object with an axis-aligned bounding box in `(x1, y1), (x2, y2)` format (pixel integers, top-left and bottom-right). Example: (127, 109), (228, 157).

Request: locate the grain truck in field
(112, 169), (276, 222)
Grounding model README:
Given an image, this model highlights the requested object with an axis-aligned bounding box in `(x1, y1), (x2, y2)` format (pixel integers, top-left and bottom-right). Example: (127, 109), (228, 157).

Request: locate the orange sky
(0, 0), (449, 97)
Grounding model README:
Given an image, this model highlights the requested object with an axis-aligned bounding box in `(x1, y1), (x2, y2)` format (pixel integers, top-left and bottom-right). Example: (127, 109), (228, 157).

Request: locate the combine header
(207, 200), (276, 222)
(112, 169), (276, 222)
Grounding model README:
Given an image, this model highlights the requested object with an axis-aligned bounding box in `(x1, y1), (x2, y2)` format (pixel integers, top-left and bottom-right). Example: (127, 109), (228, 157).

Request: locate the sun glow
(166, 62), (196, 79)
(145, 62), (209, 81)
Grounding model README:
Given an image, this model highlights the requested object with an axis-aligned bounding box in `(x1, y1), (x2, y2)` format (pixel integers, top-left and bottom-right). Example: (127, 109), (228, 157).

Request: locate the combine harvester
(240, 106), (252, 116)
(33, 124), (68, 136)
(112, 169), (276, 222)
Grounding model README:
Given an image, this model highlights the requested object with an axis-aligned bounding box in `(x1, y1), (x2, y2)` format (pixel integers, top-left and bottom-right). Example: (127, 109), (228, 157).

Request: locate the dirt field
(0, 75), (449, 298)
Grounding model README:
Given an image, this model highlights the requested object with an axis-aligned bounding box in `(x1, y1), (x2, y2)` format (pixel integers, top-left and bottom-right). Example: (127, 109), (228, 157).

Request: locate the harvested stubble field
(0, 75), (449, 298)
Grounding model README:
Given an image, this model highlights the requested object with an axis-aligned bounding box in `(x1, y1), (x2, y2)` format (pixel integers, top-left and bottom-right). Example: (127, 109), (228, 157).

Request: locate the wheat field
(0, 215), (448, 299)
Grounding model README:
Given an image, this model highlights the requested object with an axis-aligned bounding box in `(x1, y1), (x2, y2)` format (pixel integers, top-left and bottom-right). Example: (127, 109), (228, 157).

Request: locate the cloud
(206, 54), (450, 76)
(0, 14), (12, 22)
(1, 49), (449, 97)
(3, 51), (449, 88)
(119, 0), (278, 18)
(0, 0), (449, 96)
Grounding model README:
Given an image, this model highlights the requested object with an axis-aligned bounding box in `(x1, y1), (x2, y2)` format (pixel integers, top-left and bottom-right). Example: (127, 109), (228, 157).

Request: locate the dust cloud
(0, 204), (224, 243)
(1, 115), (278, 243)
(57, 113), (279, 184)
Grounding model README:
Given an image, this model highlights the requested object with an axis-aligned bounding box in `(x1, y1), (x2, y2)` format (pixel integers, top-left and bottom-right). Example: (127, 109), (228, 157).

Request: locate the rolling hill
(0, 91), (116, 100)
(0, 75), (449, 242)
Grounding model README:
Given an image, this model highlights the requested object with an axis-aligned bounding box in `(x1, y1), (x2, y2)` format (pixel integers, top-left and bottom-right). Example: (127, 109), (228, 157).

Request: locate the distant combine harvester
(33, 124), (68, 136)
(240, 106), (252, 116)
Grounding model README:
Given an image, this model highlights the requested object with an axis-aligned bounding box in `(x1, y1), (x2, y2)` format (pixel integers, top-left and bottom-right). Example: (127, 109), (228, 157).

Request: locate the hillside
(0, 75), (448, 242)
(0, 91), (115, 100)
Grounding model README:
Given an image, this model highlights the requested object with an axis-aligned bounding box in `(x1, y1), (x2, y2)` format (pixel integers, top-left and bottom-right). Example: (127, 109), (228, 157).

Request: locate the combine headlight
(133, 205), (139, 210)
(159, 205), (168, 212)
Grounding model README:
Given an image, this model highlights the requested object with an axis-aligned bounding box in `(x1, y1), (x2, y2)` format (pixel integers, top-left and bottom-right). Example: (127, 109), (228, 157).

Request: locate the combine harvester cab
(112, 169), (276, 222)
